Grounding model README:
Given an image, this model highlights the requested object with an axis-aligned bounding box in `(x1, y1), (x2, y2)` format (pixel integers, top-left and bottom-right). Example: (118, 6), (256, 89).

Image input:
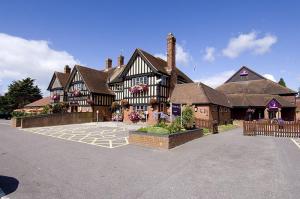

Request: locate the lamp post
(96, 110), (99, 123)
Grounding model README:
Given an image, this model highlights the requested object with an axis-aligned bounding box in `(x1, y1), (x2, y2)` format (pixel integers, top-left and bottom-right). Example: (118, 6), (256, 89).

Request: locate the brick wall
(11, 117), (22, 127)
(20, 112), (95, 128)
(129, 129), (203, 149)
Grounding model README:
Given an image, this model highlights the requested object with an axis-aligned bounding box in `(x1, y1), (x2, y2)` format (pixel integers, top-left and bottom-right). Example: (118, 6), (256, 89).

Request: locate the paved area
(21, 122), (143, 149)
(1, 120), (300, 199)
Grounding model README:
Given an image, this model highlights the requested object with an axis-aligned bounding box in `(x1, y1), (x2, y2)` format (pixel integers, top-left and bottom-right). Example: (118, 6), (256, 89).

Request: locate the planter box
(128, 128), (203, 149)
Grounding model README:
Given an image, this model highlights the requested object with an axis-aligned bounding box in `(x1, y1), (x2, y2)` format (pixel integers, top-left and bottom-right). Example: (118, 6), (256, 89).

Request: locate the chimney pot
(64, 65), (71, 74)
(105, 58), (112, 70)
(118, 55), (124, 67)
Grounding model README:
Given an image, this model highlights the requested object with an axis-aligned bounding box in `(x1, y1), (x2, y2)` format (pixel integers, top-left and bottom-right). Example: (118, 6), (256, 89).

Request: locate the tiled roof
(226, 94), (295, 108)
(138, 49), (193, 83)
(171, 82), (231, 107)
(55, 72), (69, 88)
(217, 79), (296, 95)
(25, 97), (51, 107)
(75, 65), (115, 95)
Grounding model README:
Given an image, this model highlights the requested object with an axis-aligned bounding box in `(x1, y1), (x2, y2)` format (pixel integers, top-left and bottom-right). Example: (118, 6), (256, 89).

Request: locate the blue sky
(0, 0), (299, 95)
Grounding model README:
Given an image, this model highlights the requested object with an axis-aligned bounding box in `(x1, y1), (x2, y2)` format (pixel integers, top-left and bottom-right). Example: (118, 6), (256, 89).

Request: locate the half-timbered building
(63, 65), (114, 120)
(108, 33), (193, 123)
(47, 65), (71, 103)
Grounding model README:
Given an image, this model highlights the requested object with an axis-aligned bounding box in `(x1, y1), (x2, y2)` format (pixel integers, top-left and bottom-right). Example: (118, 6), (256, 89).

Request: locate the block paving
(21, 122), (144, 149)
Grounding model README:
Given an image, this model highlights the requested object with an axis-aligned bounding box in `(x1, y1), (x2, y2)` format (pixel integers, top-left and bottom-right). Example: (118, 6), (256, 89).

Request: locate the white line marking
(0, 123), (10, 126)
(291, 139), (300, 149)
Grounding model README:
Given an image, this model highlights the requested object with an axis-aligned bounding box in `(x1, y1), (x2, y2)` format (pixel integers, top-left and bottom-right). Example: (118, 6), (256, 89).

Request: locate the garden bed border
(128, 128), (203, 149)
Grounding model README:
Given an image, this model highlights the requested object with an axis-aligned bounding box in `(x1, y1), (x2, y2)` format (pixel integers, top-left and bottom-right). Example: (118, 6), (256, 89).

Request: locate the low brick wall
(20, 112), (95, 128)
(128, 128), (203, 149)
(11, 117), (22, 127)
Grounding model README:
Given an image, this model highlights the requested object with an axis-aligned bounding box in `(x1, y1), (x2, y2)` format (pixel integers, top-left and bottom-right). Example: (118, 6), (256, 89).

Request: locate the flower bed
(129, 84), (148, 94)
(128, 128), (203, 149)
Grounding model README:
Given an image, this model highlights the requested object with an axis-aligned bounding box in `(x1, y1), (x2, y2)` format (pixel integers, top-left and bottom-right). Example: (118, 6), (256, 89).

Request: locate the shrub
(182, 106), (194, 129)
(167, 117), (182, 134)
(52, 103), (63, 113)
(41, 105), (52, 114)
(11, 111), (30, 118)
(154, 121), (168, 128)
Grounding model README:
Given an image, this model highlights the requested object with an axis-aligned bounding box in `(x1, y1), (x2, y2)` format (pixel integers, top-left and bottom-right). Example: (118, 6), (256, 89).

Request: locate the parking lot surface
(21, 122), (144, 149)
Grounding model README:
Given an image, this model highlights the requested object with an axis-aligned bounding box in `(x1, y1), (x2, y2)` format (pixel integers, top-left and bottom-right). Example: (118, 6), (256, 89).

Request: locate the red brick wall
(129, 129), (203, 149)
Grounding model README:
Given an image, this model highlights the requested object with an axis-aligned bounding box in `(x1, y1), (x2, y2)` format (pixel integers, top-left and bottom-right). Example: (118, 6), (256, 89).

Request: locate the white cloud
(263, 74), (276, 82)
(194, 70), (236, 88)
(0, 33), (78, 95)
(202, 47), (215, 62)
(222, 32), (277, 58)
(155, 43), (191, 66)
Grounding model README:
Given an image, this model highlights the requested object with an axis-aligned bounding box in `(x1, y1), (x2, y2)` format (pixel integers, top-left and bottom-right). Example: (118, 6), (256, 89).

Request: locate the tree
(278, 78), (286, 87)
(298, 87), (300, 97)
(3, 78), (42, 113)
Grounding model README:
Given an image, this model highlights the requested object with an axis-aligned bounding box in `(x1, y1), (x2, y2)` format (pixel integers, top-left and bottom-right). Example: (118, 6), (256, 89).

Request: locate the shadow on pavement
(0, 176), (19, 197)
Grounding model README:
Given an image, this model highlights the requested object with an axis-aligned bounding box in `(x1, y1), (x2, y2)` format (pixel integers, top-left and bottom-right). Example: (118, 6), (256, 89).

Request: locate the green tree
(4, 78), (42, 113)
(278, 78), (286, 87)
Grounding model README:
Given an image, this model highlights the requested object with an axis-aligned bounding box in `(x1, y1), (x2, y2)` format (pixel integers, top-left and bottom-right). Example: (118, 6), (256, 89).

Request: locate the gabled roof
(171, 82), (231, 107)
(25, 97), (51, 108)
(65, 65), (114, 95)
(226, 94), (296, 108)
(120, 48), (193, 83)
(225, 66), (266, 83)
(217, 79), (297, 95)
(47, 71), (70, 90)
(107, 65), (126, 83)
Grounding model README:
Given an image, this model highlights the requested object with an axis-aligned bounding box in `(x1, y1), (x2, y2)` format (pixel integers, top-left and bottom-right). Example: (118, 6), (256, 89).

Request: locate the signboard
(172, 103), (181, 117)
(240, 69), (248, 76)
(267, 99), (281, 110)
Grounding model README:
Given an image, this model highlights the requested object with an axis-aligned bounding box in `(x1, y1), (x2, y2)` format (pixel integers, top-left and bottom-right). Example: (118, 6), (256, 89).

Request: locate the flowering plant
(129, 84), (148, 94)
(73, 89), (81, 97)
(112, 113), (123, 121)
(128, 111), (141, 121)
(51, 95), (59, 100)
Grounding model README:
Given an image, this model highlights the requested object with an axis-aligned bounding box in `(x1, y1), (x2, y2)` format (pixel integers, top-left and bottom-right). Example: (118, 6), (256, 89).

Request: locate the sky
(0, 0), (300, 96)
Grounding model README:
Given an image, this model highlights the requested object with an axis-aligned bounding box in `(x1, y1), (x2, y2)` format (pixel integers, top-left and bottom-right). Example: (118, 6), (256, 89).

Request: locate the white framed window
(133, 105), (148, 111)
(133, 76), (148, 85)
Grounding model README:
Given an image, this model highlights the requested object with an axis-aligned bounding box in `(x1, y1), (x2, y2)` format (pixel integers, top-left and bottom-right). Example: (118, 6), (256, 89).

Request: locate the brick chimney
(167, 33), (176, 73)
(167, 33), (177, 98)
(118, 55), (124, 67)
(64, 65), (71, 74)
(105, 58), (112, 71)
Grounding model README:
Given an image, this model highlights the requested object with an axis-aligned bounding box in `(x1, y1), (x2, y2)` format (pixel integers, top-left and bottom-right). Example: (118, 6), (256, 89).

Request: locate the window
(161, 76), (167, 85)
(133, 105), (148, 112)
(114, 84), (122, 91)
(133, 76), (148, 85)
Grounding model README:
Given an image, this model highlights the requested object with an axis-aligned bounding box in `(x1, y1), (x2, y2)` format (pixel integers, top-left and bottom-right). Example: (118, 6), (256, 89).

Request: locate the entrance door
(269, 110), (277, 119)
(71, 106), (78, 113)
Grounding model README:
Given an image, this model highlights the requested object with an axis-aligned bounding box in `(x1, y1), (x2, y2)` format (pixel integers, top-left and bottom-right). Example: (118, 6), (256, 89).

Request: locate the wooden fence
(195, 119), (218, 133)
(243, 121), (300, 138)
